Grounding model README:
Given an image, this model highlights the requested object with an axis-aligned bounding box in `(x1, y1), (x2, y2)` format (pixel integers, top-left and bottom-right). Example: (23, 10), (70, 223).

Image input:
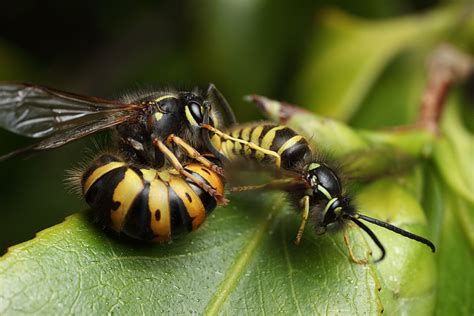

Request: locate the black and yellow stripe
(81, 153), (225, 242)
(205, 122), (437, 260)
(212, 123), (312, 170)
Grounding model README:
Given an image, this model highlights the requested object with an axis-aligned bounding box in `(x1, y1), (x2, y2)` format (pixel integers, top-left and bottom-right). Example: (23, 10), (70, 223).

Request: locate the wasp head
(312, 196), (355, 235)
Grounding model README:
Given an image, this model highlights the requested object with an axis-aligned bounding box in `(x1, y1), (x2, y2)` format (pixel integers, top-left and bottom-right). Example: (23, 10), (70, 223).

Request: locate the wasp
(0, 82), (234, 242)
(201, 122), (436, 262)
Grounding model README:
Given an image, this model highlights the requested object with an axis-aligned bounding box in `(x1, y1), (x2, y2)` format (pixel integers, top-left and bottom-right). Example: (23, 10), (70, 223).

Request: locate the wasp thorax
(150, 97), (185, 137)
(305, 163), (342, 200)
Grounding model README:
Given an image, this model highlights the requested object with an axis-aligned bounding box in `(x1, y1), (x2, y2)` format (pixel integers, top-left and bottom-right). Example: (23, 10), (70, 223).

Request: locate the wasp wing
(0, 82), (141, 161)
(0, 82), (140, 137)
(338, 147), (416, 182)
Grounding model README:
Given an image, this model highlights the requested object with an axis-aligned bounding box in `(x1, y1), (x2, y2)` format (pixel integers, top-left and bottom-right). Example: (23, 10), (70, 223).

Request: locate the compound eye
(188, 101), (204, 123)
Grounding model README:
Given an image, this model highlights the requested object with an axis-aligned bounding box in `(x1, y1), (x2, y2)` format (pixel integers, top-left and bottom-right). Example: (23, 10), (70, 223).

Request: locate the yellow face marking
(277, 135), (304, 155)
(308, 163), (320, 170)
(83, 162), (126, 195)
(148, 179), (171, 242)
(140, 168), (157, 183)
(185, 163), (225, 196)
(154, 112), (163, 121)
(185, 106), (198, 126)
(257, 126), (286, 160)
(169, 175), (206, 230)
(110, 169), (144, 232)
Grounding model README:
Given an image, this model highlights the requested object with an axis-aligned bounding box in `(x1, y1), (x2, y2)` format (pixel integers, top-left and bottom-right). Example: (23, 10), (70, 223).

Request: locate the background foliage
(0, 0), (472, 315)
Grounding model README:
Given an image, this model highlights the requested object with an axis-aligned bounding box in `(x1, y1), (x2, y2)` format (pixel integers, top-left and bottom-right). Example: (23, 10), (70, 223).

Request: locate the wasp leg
(230, 178), (303, 192)
(201, 124), (282, 169)
(294, 195), (310, 245)
(167, 134), (224, 176)
(343, 225), (369, 264)
(153, 139), (228, 205)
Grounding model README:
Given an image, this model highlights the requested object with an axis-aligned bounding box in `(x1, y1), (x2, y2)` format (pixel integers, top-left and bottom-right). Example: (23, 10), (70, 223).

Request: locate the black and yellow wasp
(0, 82), (234, 242)
(201, 120), (436, 262)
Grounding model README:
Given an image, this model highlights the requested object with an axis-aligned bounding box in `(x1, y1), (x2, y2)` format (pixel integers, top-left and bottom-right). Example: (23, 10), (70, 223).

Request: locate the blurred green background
(0, 0), (472, 255)
(0, 1), (473, 314)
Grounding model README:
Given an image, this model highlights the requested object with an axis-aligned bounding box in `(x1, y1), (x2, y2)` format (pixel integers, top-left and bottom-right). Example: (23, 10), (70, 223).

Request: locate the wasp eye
(188, 101), (203, 123)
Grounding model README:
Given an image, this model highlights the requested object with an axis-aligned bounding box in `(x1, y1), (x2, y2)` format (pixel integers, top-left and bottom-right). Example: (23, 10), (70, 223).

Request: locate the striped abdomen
(212, 124), (312, 170)
(81, 154), (225, 242)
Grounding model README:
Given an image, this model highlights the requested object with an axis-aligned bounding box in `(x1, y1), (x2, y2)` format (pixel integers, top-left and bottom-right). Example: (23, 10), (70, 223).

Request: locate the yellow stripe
(110, 169), (144, 232)
(231, 129), (243, 154)
(277, 135), (304, 155)
(225, 140), (236, 160)
(232, 136), (243, 155)
(231, 129), (240, 138)
(83, 162), (126, 194)
(211, 134), (222, 152)
(240, 127), (253, 156)
(230, 129), (243, 155)
(323, 198), (338, 215)
(240, 126), (252, 141)
(257, 126), (286, 160)
(140, 168), (157, 183)
(318, 185), (332, 200)
(149, 179), (171, 242)
(186, 163), (225, 196)
(157, 170), (172, 182)
(250, 125), (264, 146)
(211, 134), (222, 151)
(153, 95), (176, 103)
(169, 175), (206, 231)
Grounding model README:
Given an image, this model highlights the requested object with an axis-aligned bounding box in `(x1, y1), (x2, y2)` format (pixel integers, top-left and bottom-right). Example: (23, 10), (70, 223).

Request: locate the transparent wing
(0, 82), (143, 161)
(0, 82), (140, 138)
(337, 147), (416, 182)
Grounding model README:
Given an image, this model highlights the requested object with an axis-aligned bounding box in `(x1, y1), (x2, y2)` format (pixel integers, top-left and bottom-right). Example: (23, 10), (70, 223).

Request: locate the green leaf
(0, 180), (436, 315)
(356, 179), (437, 315)
(294, 6), (460, 121)
(422, 169), (474, 315)
(434, 94), (474, 205)
(349, 51), (427, 129)
(436, 194), (474, 315)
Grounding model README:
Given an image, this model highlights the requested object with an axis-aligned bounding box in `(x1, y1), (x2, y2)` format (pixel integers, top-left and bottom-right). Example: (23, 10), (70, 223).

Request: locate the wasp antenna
(349, 216), (386, 262)
(355, 213), (436, 253)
